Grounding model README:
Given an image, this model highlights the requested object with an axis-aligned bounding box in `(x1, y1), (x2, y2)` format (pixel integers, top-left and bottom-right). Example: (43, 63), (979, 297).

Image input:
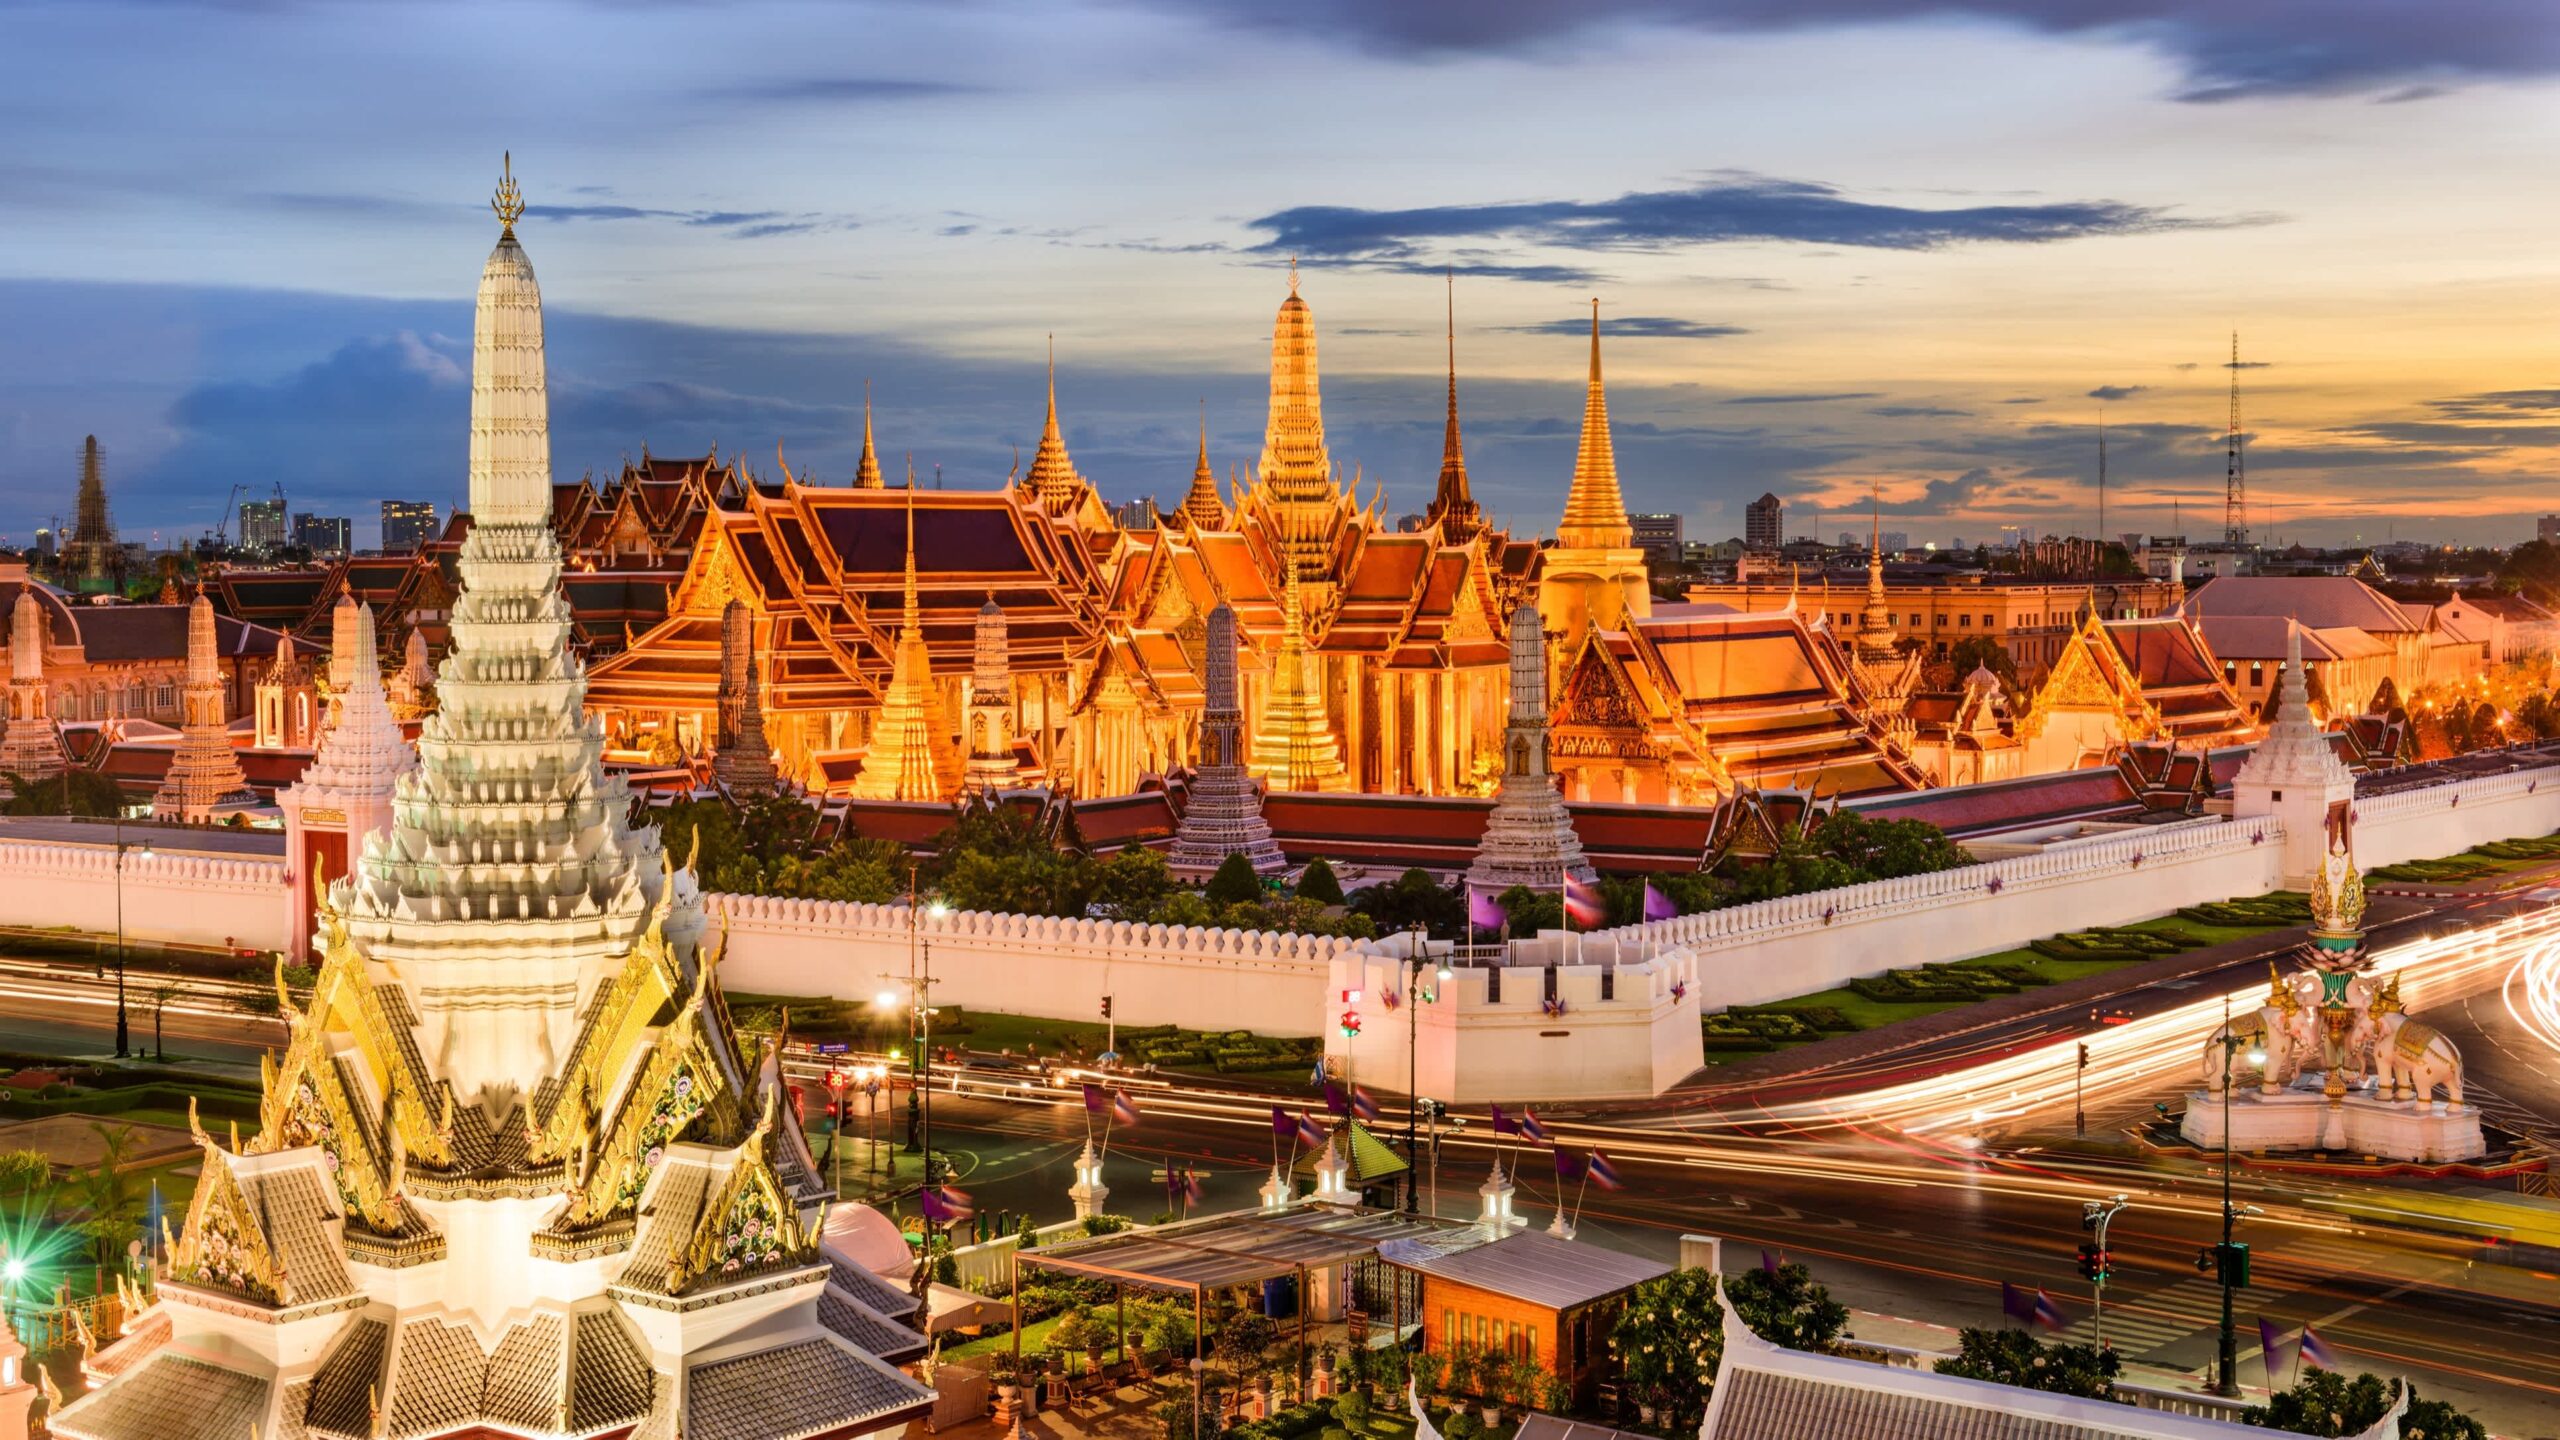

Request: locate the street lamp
(110, 811), (149, 1059)
(2079, 1194), (2129, 1352)
(1400, 921), (1451, 1214)
(2203, 994), (2260, 1398)
(886, 865), (947, 1181)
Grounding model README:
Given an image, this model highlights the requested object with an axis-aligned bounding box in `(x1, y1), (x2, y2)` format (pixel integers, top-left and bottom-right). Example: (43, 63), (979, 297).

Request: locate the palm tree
(147, 983), (184, 1062)
(75, 1124), (145, 1270)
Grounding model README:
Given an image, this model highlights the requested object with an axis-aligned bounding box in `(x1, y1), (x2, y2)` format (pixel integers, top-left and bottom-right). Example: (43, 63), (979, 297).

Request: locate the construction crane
(207, 483), (253, 549)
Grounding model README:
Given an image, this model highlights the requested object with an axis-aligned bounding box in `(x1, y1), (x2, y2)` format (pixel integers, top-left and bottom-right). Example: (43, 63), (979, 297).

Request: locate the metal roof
(1379, 1227), (1668, 1311)
(1018, 1206), (1469, 1293)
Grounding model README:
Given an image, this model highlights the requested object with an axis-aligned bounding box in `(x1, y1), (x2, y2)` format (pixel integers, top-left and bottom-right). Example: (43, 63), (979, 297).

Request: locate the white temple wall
(706, 893), (1351, 1037)
(2347, 765), (2560, 873)
(0, 838), (289, 954)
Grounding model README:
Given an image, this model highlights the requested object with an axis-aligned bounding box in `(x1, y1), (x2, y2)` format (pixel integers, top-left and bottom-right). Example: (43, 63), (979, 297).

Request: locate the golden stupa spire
(1428, 267), (1482, 542)
(1248, 561), (1350, 792)
(1557, 297), (1630, 550)
(854, 381), (883, 488)
(1180, 400), (1224, 529)
(1025, 334), (1082, 506)
(491, 151), (525, 237)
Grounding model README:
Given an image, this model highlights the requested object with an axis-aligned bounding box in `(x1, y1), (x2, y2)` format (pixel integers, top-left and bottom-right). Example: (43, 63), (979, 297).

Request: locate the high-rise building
(2539, 514), (2560, 547)
(1744, 492), (1783, 551)
(238, 497), (287, 553)
(293, 512), (351, 555)
(1632, 512), (1684, 561)
(380, 498), (437, 552)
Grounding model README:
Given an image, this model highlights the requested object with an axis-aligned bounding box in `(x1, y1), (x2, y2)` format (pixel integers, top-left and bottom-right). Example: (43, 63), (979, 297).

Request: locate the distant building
(293, 513), (351, 555)
(1685, 571), (2186, 681)
(1632, 512), (1683, 562)
(380, 499), (437, 553)
(31, 529), (52, 561)
(239, 497), (287, 554)
(2540, 514), (2560, 546)
(1744, 492), (1783, 551)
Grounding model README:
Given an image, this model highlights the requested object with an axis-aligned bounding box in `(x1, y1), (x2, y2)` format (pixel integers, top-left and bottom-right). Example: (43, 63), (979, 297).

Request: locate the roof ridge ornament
(492, 151), (525, 236)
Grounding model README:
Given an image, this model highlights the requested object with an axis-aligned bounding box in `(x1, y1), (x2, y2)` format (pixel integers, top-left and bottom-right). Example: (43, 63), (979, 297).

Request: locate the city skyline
(3, 1), (2557, 548)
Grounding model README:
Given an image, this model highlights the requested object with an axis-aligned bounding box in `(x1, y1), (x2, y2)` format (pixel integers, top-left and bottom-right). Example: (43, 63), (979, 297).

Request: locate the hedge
(2178, 896), (2313, 927)
(2028, 927), (2192, 963)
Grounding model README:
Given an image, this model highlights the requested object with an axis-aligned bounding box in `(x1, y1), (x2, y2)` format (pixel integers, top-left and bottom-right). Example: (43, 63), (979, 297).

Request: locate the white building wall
(0, 839), (288, 954)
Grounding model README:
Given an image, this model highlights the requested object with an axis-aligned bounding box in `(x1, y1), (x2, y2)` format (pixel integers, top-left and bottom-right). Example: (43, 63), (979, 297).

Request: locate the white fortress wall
(0, 839), (289, 954)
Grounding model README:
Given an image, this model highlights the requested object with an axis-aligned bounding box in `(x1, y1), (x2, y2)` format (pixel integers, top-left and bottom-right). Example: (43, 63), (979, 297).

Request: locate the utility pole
(1402, 923), (1449, 1214)
(2200, 993), (2257, 1397)
(2075, 1041), (2090, 1138)
(2079, 1195), (2129, 1353)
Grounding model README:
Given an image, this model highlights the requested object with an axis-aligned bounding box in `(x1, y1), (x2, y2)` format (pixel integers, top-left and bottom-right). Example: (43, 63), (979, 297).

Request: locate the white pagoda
(55, 157), (935, 1440)
(1465, 602), (1596, 891)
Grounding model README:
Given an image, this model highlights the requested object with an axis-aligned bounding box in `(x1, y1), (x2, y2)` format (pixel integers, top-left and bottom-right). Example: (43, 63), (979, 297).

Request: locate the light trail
(2502, 933), (2560, 1059)
(1737, 902), (2560, 1141)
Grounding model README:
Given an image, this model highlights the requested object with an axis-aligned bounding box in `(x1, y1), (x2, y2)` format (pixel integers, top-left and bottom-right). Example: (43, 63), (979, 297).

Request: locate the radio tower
(2223, 331), (2249, 547)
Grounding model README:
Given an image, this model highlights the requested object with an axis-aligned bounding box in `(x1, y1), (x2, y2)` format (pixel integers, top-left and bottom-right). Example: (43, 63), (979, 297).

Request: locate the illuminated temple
(578, 272), (1930, 806)
(57, 161), (935, 1440)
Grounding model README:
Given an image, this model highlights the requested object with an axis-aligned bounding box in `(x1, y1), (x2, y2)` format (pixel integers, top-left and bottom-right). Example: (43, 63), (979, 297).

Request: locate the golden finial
(1288, 255), (1299, 294)
(492, 151), (526, 236)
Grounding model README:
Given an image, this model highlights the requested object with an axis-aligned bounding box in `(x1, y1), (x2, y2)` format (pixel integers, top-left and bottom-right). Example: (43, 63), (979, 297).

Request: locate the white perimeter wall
(705, 892), (1355, 1037)
(0, 839), (288, 954)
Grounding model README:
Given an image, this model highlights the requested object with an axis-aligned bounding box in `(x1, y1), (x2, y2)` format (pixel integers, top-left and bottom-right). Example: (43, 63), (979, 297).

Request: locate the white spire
(468, 155), (554, 527)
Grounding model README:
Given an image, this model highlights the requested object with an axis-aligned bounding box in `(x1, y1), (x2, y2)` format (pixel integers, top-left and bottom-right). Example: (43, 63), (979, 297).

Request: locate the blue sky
(3, 0), (2557, 549)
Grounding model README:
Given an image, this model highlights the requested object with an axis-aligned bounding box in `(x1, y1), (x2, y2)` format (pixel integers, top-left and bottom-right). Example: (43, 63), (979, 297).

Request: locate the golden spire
(1557, 297), (1631, 550)
(1288, 255), (1299, 295)
(854, 380), (883, 488)
(491, 151), (525, 237)
(1429, 267), (1483, 543)
(901, 478), (920, 633)
(1025, 334), (1083, 506)
(1179, 401), (1225, 529)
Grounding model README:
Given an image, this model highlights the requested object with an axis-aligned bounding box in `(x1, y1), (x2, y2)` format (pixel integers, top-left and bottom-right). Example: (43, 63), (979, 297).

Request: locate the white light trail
(2503, 934), (2560, 1058)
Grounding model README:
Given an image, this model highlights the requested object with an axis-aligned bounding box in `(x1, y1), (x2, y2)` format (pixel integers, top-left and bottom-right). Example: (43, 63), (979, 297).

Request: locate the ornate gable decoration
(529, 861), (693, 1163)
(675, 522), (753, 619)
(2018, 611), (2153, 741)
(667, 1094), (818, 1295)
(171, 1119), (285, 1306)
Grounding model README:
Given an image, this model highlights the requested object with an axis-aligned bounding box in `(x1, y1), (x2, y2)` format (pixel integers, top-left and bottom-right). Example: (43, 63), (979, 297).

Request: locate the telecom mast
(2223, 332), (2249, 547)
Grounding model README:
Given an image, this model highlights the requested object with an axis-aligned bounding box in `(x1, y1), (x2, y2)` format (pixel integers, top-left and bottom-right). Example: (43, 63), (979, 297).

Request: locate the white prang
(342, 212), (697, 1116)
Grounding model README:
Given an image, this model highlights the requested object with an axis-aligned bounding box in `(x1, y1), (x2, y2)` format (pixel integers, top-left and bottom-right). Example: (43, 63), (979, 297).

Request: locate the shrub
(1207, 852), (1266, 906)
(2179, 895), (2313, 927)
(2243, 1371), (2484, 1439)
(1295, 857), (1346, 906)
(1934, 1328), (2118, 1398)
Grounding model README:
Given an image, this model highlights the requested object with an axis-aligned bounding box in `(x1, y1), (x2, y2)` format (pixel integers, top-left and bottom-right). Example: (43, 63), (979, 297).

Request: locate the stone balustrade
(0, 837), (289, 953)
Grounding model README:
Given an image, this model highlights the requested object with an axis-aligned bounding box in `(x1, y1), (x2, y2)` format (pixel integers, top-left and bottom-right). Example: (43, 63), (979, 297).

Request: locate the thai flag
(1349, 1086), (1380, 1123)
(1553, 1150), (1586, 1184)
(1641, 881), (1677, 923)
(1323, 1081), (1350, 1116)
(1294, 1111), (1327, 1148)
(1083, 1083), (1107, 1114)
(1563, 874), (1606, 929)
(1518, 1108), (1551, 1143)
(1111, 1090), (1141, 1126)
(2257, 1318), (2287, 1378)
(1490, 1105), (1519, 1137)
(1586, 1151), (1622, 1190)
(1467, 886), (1508, 934)
(2299, 1326), (2338, 1372)
(1175, 1167), (1203, 1204)
(2029, 1289), (2068, 1332)
(920, 1185), (975, 1224)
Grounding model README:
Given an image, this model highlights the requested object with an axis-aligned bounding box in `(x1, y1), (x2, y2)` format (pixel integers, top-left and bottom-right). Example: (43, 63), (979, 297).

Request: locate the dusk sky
(3, 0), (2556, 549)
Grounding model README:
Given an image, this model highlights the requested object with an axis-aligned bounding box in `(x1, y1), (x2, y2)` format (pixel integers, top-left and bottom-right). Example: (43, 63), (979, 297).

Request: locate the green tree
(1812, 811), (1973, 880)
(1725, 1261), (1850, 1351)
(74, 1123), (146, 1267)
(2244, 1371), (2483, 1439)
(1348, 868), (1466, 938)
(1294, 857), (1345, 906)
(2, 770), (126, 817)
(1205, 852), (1265, 907)
(1934, 1328), (2119, 1398)
(1945, 634), (2019, 693)
(1610, 1266), (1718, 1418)
(2497, 538), (2560, 604)
(148, 982), (185, 1061)
(1496, 884), (1562, 936)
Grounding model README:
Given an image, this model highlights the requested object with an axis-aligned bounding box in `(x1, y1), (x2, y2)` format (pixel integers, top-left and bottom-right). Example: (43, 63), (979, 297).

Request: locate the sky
(2, 0), (2556, 550)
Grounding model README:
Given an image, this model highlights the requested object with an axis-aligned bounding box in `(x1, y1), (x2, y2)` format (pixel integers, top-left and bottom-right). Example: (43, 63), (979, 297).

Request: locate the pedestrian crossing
(2058, 1276), (2232, 1359)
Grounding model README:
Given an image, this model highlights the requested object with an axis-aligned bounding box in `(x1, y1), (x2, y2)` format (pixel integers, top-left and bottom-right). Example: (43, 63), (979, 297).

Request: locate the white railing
(0, 838), (286, 890)
(2354, 761), (2560, 825)
(707, 891), (1366, 967)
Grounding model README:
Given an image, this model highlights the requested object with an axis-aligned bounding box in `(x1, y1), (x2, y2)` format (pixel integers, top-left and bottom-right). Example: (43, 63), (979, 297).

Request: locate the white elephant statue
(2368, 975), (2465, 1109)
(2201, 965), (2314, 1096)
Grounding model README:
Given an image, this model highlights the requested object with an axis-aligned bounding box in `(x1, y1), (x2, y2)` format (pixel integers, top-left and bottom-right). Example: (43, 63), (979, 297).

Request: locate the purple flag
(1177, 1167), (1203, 1204)
(1083, 1083), (1107, 1114)
(1112, 1090), (1141, 1125)
(2257, 1318), (2286, 1377)
(1271, 1106), (1296, 1140)
(1467, 886), (1508, 933)
(1519, 1108), (1551, 1143)
(1760, 1249), (1781, 1275)
(1349, 1086), (1380, 1123)
(1553, 1150), (1586, 1184)
(2002, 1282), (2033, 1327)
(1490, 1105), (1519, 1137)
(1563, 874), (1606, 929)
(1642, 881), (1677, 923)
(2299, 1326), (2338, 1372)
(1586, 1151), (1622, 1191)
(1323, 1081), (1350, 1116)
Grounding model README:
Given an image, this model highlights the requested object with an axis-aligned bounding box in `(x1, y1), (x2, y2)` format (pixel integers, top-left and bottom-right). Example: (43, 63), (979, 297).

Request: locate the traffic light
(2195, 1241), (2251, 1288)
(2076, 1243), (2111, 1283)
(2077, 1042), (2091, 1070)
(1100, 995), (1114, 1020)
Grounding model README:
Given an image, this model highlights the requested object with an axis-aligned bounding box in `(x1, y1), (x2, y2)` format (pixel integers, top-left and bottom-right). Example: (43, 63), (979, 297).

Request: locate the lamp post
(110, 811), (148, 1059)
(885, 865), (947, 1183)
(823, 1065), (851, 1197)
(2208, 994), (2261, 1399)
(2080, 1194), (2129, 1353)
(1401, 922), (1451, 1215)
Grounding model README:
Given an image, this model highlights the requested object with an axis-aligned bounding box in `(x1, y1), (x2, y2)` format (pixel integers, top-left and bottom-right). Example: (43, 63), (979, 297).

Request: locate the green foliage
(2367, 857), (2497, 884)
(2028, 927), (2194, 963)
(1207, 852), (1266, 906)
(1016, 1213), (1039, 1248)
(1295, 857), (1346, 906)
(2243, 1372), (2484, 1439)
(230, 964), (318, 1019)
(1945, 635), (2019, 693)
(0, 1151), (51, 1195)
(2179, 895), (2314, 927)
(653, 795), (905, 902)
(1845, 966), (2034, 1005)
(2, 771), (127, 817)
(1332, 1389), (1370, 1432)
(1934, 1328), (2119, 1398)
(1608, 1262), (1847, 1421)
(1496, 884), (1562, 936)
(1348, 868), (1466, 938)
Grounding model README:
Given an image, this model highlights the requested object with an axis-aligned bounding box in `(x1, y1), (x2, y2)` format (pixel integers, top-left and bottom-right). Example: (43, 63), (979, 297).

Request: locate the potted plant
(1441, 1344), (1476, 1407)
(988, 1352), (1021, 1405)
(1475, 1349), (1508, 1427)
(1315, 1340), (1339, 1397)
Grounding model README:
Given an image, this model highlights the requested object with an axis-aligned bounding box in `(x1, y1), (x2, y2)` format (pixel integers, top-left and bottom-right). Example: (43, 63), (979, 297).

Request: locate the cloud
(1166, 1), (2560, 103)
(1872, 466), (2023, 516)
(1998, 396), (2043, 405)
(1249, 176), (2247, 276)
(1498, 315), (1748, 339)
(2227, 360), (2272, 369)
(2087, 384), (2150, 401)
(1725, 391), (1882, 405)
(697, 77), (981, 105)
(2426, 387), (2560, 420)
(1867, 404), (1973, 418)
(527, 203), (856, 239)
